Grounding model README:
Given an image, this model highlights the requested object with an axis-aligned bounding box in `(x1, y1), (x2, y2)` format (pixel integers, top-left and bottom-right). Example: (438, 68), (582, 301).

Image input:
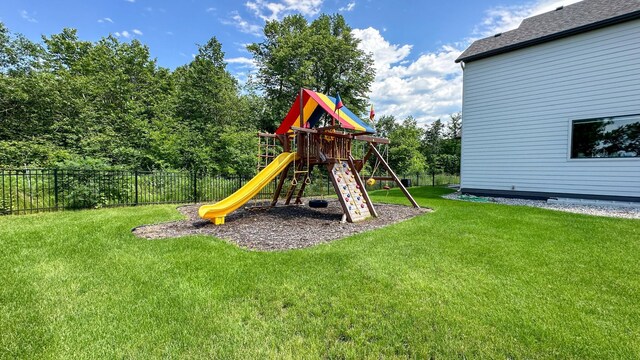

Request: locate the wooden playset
(198, 88), (418, 224)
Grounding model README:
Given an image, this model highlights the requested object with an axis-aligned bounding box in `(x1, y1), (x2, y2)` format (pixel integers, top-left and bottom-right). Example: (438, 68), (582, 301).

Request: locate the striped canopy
(275, 89), (375, 135)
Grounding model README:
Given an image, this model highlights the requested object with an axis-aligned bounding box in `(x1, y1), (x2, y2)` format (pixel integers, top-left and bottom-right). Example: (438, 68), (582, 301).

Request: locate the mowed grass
(1, 187), (639, 359)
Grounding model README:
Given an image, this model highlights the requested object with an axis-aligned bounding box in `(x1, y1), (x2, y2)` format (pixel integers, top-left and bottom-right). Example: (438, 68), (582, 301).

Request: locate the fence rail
(0, 168), (459, 216)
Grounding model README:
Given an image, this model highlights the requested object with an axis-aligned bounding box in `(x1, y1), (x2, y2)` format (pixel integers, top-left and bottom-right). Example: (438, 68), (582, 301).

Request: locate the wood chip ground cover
(132, 200), (429, 250)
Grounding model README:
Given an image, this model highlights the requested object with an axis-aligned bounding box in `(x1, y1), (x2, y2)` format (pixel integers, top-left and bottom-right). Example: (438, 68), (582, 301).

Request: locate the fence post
(134, 171), (139, 206)
(432, 172), (435, 187)
(54, 169), (59, 210)
(192, 171), (198, 203)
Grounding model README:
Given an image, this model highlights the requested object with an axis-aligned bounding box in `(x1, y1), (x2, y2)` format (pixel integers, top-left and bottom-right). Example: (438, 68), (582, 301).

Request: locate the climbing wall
(329, 161), (371, 222)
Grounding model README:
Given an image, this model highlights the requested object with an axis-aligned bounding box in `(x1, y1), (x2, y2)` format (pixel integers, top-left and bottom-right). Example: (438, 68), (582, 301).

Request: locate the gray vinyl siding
(460, 19), (640, 199)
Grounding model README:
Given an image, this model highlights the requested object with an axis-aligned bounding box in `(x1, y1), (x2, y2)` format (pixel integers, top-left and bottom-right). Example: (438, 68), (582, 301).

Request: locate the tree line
(0, 14), (460, 175)
(374, 113), (461, 176)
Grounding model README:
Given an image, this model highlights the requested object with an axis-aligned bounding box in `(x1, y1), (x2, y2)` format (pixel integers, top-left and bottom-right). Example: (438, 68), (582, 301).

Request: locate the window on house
(571, 114), (640, 158)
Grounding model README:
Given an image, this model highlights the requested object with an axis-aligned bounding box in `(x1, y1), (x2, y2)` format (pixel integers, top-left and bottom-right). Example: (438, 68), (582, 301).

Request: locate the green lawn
(1, 187), (639, 359)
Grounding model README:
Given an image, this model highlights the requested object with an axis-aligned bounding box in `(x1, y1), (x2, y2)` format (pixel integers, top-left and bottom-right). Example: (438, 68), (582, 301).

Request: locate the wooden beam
(347, 155), (378, 217)
(368, 143), (420, 208)
(258, 132), (277, 138)
(278, 134), (289, 152)
(350, 131), (374, 136)
(318, 131), (351, 139)
(271, 162), (292, 206)
(316, 125), (342, 132)
(359, 147), (374, 171)
(352, 159), (363, 172)
(291, 126), (318, 133)
(294, 164), (313, 204)
(353, 135), (390, 144)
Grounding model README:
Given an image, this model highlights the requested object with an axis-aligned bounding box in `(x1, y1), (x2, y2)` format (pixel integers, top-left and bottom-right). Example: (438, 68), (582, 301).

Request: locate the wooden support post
(284, 162), (304, 205)
(369, 143), (420, 208)
(347, 155), (377, 217)
(299, 88), (304, 128)
(356, 147), (374, 172)
(362, 147), (374, 165)
(294, 164), (313, 204)
(271, 162), (292, 206)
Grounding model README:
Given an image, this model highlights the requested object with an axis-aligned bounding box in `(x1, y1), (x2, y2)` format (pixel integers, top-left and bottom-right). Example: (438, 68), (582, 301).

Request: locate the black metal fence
(0, 168), (459, 216)
(0, 169), (247, 215)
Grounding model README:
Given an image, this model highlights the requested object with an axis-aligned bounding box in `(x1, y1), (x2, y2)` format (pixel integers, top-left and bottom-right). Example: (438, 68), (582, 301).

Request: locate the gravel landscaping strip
(133, 200), (430, 251)
(443, 192), (640, 219)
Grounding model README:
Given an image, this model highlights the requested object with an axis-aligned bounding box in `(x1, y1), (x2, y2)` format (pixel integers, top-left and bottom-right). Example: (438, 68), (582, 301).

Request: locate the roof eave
(455, 10), (640, 63)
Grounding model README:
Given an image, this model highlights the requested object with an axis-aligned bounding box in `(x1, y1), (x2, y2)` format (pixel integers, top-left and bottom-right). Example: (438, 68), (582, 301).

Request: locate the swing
(308, 133), (329, 208)
(366, 143), (388, 187)
(291, 133), (312, 186)
(308, 169), (329, 208)
(309, 199), (328, 208)
(303, 132), (312, 185)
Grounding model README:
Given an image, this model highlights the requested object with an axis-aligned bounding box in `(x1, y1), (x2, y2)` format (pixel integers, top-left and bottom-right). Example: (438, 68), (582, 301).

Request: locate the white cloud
(206, 7), (216, 13)
(114, 30), (131, 38)
(114, 28), (143, 38)
(245, 0), (323, 21)
(166, 31), (174, 35)
(125, 0), (135, 3)
(234, 42), (252, 53)
(226, 57), (259, 86)
(352, 0), (585, 125)
(222, 12), (262, 36)
(20, 10), (38, 23)
(474, 0), (582, 37)
(353, 27), (462, 126)
(339, 2), (356, 12)
(226, 56), (257, 68)
(97, 17), (114, 24)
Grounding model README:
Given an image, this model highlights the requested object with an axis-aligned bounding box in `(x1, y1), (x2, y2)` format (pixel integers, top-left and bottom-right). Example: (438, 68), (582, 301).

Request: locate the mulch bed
(132, 199), (430, 251)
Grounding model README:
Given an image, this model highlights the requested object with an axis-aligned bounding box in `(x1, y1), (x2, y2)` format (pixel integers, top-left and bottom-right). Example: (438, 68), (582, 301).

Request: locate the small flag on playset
(334, 93), (344, 111)
(369, 104), (375, 121)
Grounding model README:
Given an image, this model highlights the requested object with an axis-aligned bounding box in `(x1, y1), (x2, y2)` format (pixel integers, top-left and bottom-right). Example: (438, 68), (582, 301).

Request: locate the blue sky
(0, 0), (579, 124)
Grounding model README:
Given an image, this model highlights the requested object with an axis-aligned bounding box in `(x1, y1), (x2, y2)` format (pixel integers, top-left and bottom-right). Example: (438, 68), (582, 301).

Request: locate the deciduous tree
(248, 14), (375, 130)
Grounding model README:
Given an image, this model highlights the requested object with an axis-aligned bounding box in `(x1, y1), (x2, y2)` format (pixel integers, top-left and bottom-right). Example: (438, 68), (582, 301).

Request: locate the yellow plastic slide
(198, 152), (298, 225)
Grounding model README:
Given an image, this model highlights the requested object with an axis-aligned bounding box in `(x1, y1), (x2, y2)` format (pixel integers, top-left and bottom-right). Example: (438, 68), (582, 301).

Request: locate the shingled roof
(456, 0), (640, 63)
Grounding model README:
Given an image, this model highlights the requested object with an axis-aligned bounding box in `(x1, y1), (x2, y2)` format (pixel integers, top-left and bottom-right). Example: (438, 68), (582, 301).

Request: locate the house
(455, 0), (640, 202)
